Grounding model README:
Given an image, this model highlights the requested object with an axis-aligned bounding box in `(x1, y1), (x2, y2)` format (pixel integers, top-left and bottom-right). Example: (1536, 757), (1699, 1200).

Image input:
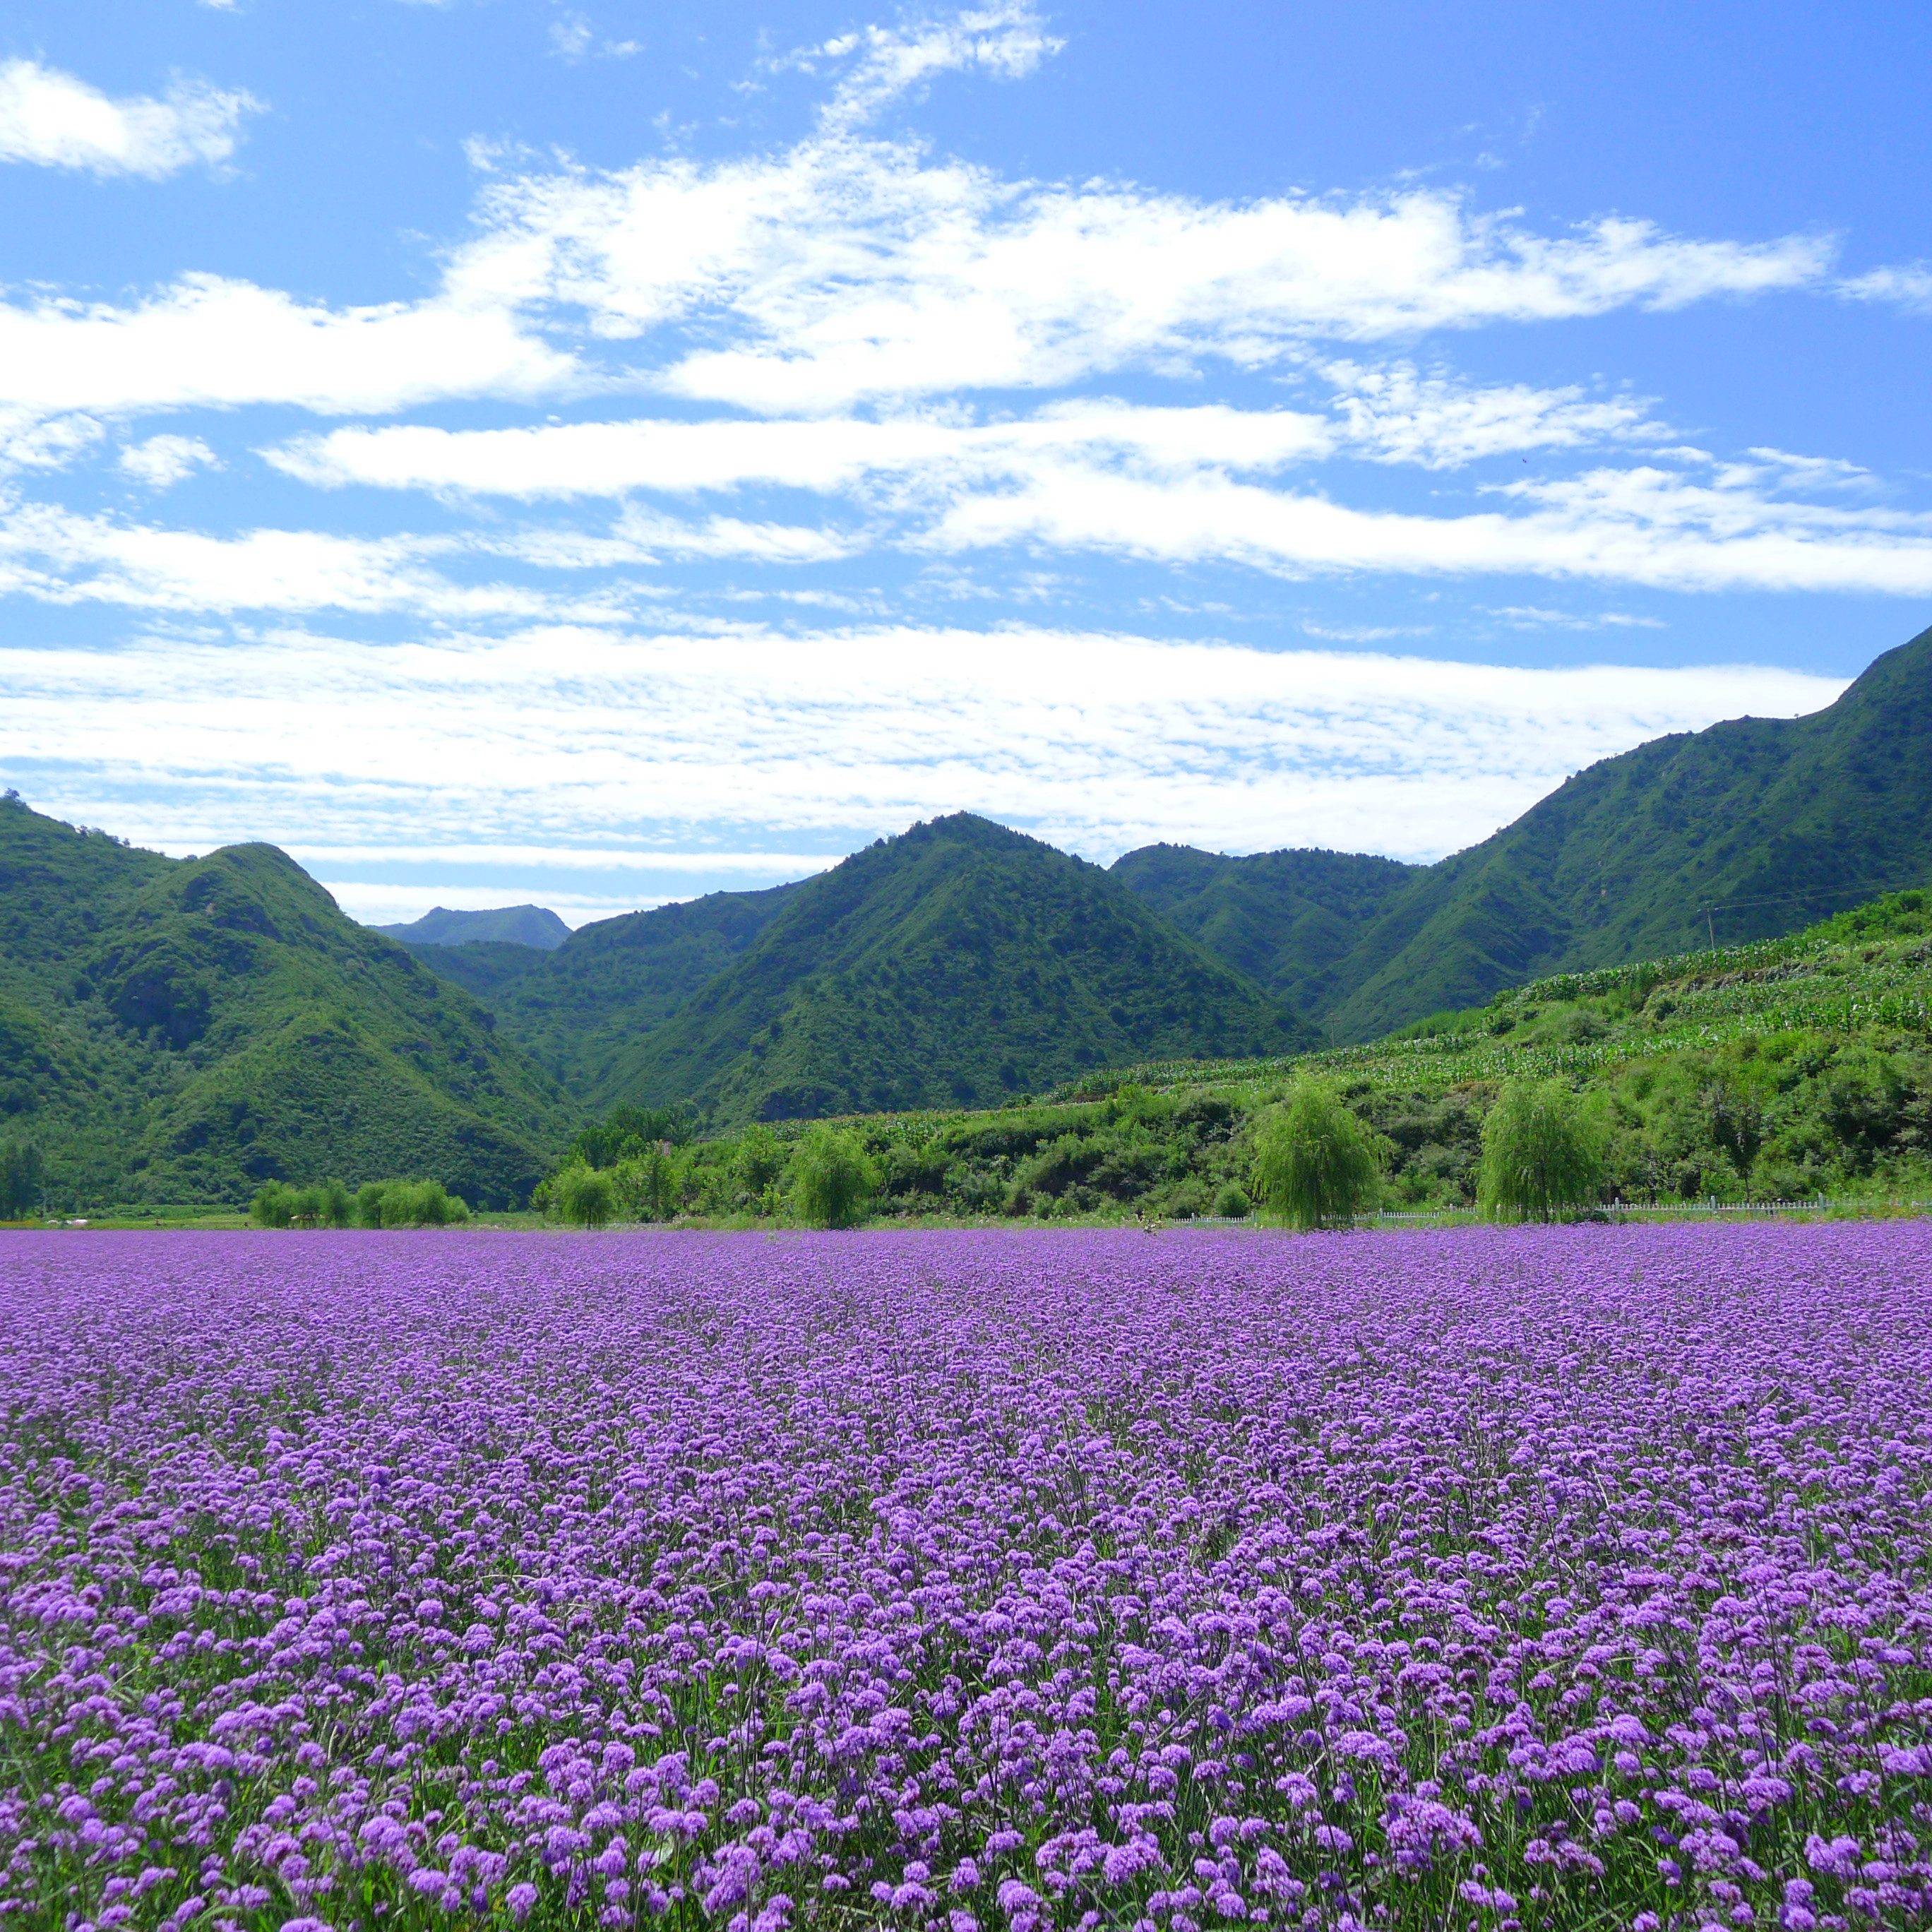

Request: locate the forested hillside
(1114, 619), (1932, 1039)
(540, 888), (1932, 1223)
(600, 814), (1313, 1123)
(0, 794), (566, 1210)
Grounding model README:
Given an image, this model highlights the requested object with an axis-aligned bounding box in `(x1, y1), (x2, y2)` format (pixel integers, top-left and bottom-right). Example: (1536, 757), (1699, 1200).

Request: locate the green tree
(556, 1164), (616, 1229)
(615, 1145), (681, 1222)
(1479, 1079), (1605, 1221)
(251, 1180), (297, 1228)
(734, 1124), (785, 1203)
(790, 1124), (876, 1229)
(1, 1140), (45, 1217)
(1251, 1082), (1381, 1229)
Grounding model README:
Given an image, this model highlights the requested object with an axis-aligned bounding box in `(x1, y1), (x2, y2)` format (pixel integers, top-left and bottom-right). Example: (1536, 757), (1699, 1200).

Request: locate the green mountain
(1114, 619), (1932, 1041)
(372, 903), (571, 948)
(0, 794), (566, 1209)
(594, 813), (1314, 1124)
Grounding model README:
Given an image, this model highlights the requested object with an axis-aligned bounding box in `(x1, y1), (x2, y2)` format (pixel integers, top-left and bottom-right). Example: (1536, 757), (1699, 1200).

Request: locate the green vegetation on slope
(1114, 620), (1932, 1040)
(604, 813), (1316, 1123)
(0, 794), (568, 1210)
(539, 888), (1932, 1222)
(1110, 844), (1421, 1018)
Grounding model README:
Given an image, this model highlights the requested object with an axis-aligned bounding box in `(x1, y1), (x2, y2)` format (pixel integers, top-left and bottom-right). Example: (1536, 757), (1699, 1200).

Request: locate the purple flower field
(1, 1225), (1928, 1932)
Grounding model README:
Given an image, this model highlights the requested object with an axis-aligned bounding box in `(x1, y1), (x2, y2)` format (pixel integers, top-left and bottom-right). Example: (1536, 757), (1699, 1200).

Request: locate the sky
(1, 0), (1926, 926)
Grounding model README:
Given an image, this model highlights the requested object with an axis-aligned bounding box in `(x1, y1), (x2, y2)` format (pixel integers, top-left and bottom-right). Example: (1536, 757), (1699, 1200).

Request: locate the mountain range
(4, 619), (1928, 1205)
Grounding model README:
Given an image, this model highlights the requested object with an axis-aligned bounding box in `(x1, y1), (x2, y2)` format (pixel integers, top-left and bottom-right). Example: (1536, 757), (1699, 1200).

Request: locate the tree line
(542, 1075), (1604, 1230)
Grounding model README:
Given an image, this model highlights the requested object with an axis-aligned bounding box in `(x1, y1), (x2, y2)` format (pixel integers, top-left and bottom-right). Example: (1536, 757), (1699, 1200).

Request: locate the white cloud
(1839, 262), (1932, 314)
(1325, 362), (1664, 467)
(550, 14), (594, 61)
(119, 434), (220, 489)
(290, 844), (837, 871)
(0, 407), (102, 477)
(0, 273), (574, 417)
(447, 139), (1835, 415)
(0, 501), (625, 619)
(0, 624), (1848, 867)
(798, 4), (1063, 133)
(268, 400), (1334, 499)
(914, 455), (1932, 595)
(0, 59), (260, 178)
(1483, 605), (1666, 631)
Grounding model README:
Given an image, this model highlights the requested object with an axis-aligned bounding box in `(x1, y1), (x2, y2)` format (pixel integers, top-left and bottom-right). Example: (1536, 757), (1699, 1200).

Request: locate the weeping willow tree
(1250, 1081), (1381, 1229)
(554, 1164), (616, 1230)
(790, 1124), (877, 1229)
(1478, 1079), (1606, 1221)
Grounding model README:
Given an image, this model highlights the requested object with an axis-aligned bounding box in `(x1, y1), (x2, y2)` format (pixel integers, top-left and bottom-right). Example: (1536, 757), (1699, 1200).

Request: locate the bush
(791, 1126), (876, 1229)
(555, 1164), (616, 1230)
(1212, 1183), (1252, 1220)
(1251, 1082), (1381, 1229)
(1479, 1079), (1605, 1222)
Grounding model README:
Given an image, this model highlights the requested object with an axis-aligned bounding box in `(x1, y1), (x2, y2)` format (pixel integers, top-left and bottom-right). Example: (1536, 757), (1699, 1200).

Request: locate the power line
(1692, 874), (1928, 926)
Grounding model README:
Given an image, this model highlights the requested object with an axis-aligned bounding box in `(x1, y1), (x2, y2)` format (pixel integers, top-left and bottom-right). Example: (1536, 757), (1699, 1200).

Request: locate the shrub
(1478, 1079), (1605, 1222)
(1213, 1183), (1252, 1220)
(555, 1164), (616, 1230)
(791, 1126), (876, 1229)
(1251, 1082), (1381, 1229)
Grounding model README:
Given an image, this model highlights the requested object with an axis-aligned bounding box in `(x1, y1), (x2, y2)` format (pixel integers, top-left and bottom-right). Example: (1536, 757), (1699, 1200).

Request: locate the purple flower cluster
(1, 1223), (1928, 1932)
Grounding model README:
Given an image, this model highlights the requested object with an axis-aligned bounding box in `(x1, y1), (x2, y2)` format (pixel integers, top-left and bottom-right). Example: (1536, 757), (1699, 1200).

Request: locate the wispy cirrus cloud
(0, 58), (260, 178)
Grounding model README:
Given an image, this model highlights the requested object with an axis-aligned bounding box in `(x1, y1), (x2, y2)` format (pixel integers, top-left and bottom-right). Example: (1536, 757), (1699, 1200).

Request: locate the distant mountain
(372, 903), (571, 949)
(1114, 619), (1932, 1040)
(0, 796), (566, 1208)
(600, 813), (1314, 1123)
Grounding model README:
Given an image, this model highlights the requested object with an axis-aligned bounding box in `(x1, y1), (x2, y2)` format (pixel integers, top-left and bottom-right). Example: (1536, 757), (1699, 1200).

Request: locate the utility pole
(1705, 907), (1716, 950)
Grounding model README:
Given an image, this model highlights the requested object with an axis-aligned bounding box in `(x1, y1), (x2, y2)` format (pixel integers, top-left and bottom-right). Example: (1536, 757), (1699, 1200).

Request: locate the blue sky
(1, 0), (1926, 925)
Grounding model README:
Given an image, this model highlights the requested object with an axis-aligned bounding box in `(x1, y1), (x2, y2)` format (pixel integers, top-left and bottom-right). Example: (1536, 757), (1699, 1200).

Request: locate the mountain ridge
(1111, 620), (1932, 1039)
(0, 795), (567, 1208)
